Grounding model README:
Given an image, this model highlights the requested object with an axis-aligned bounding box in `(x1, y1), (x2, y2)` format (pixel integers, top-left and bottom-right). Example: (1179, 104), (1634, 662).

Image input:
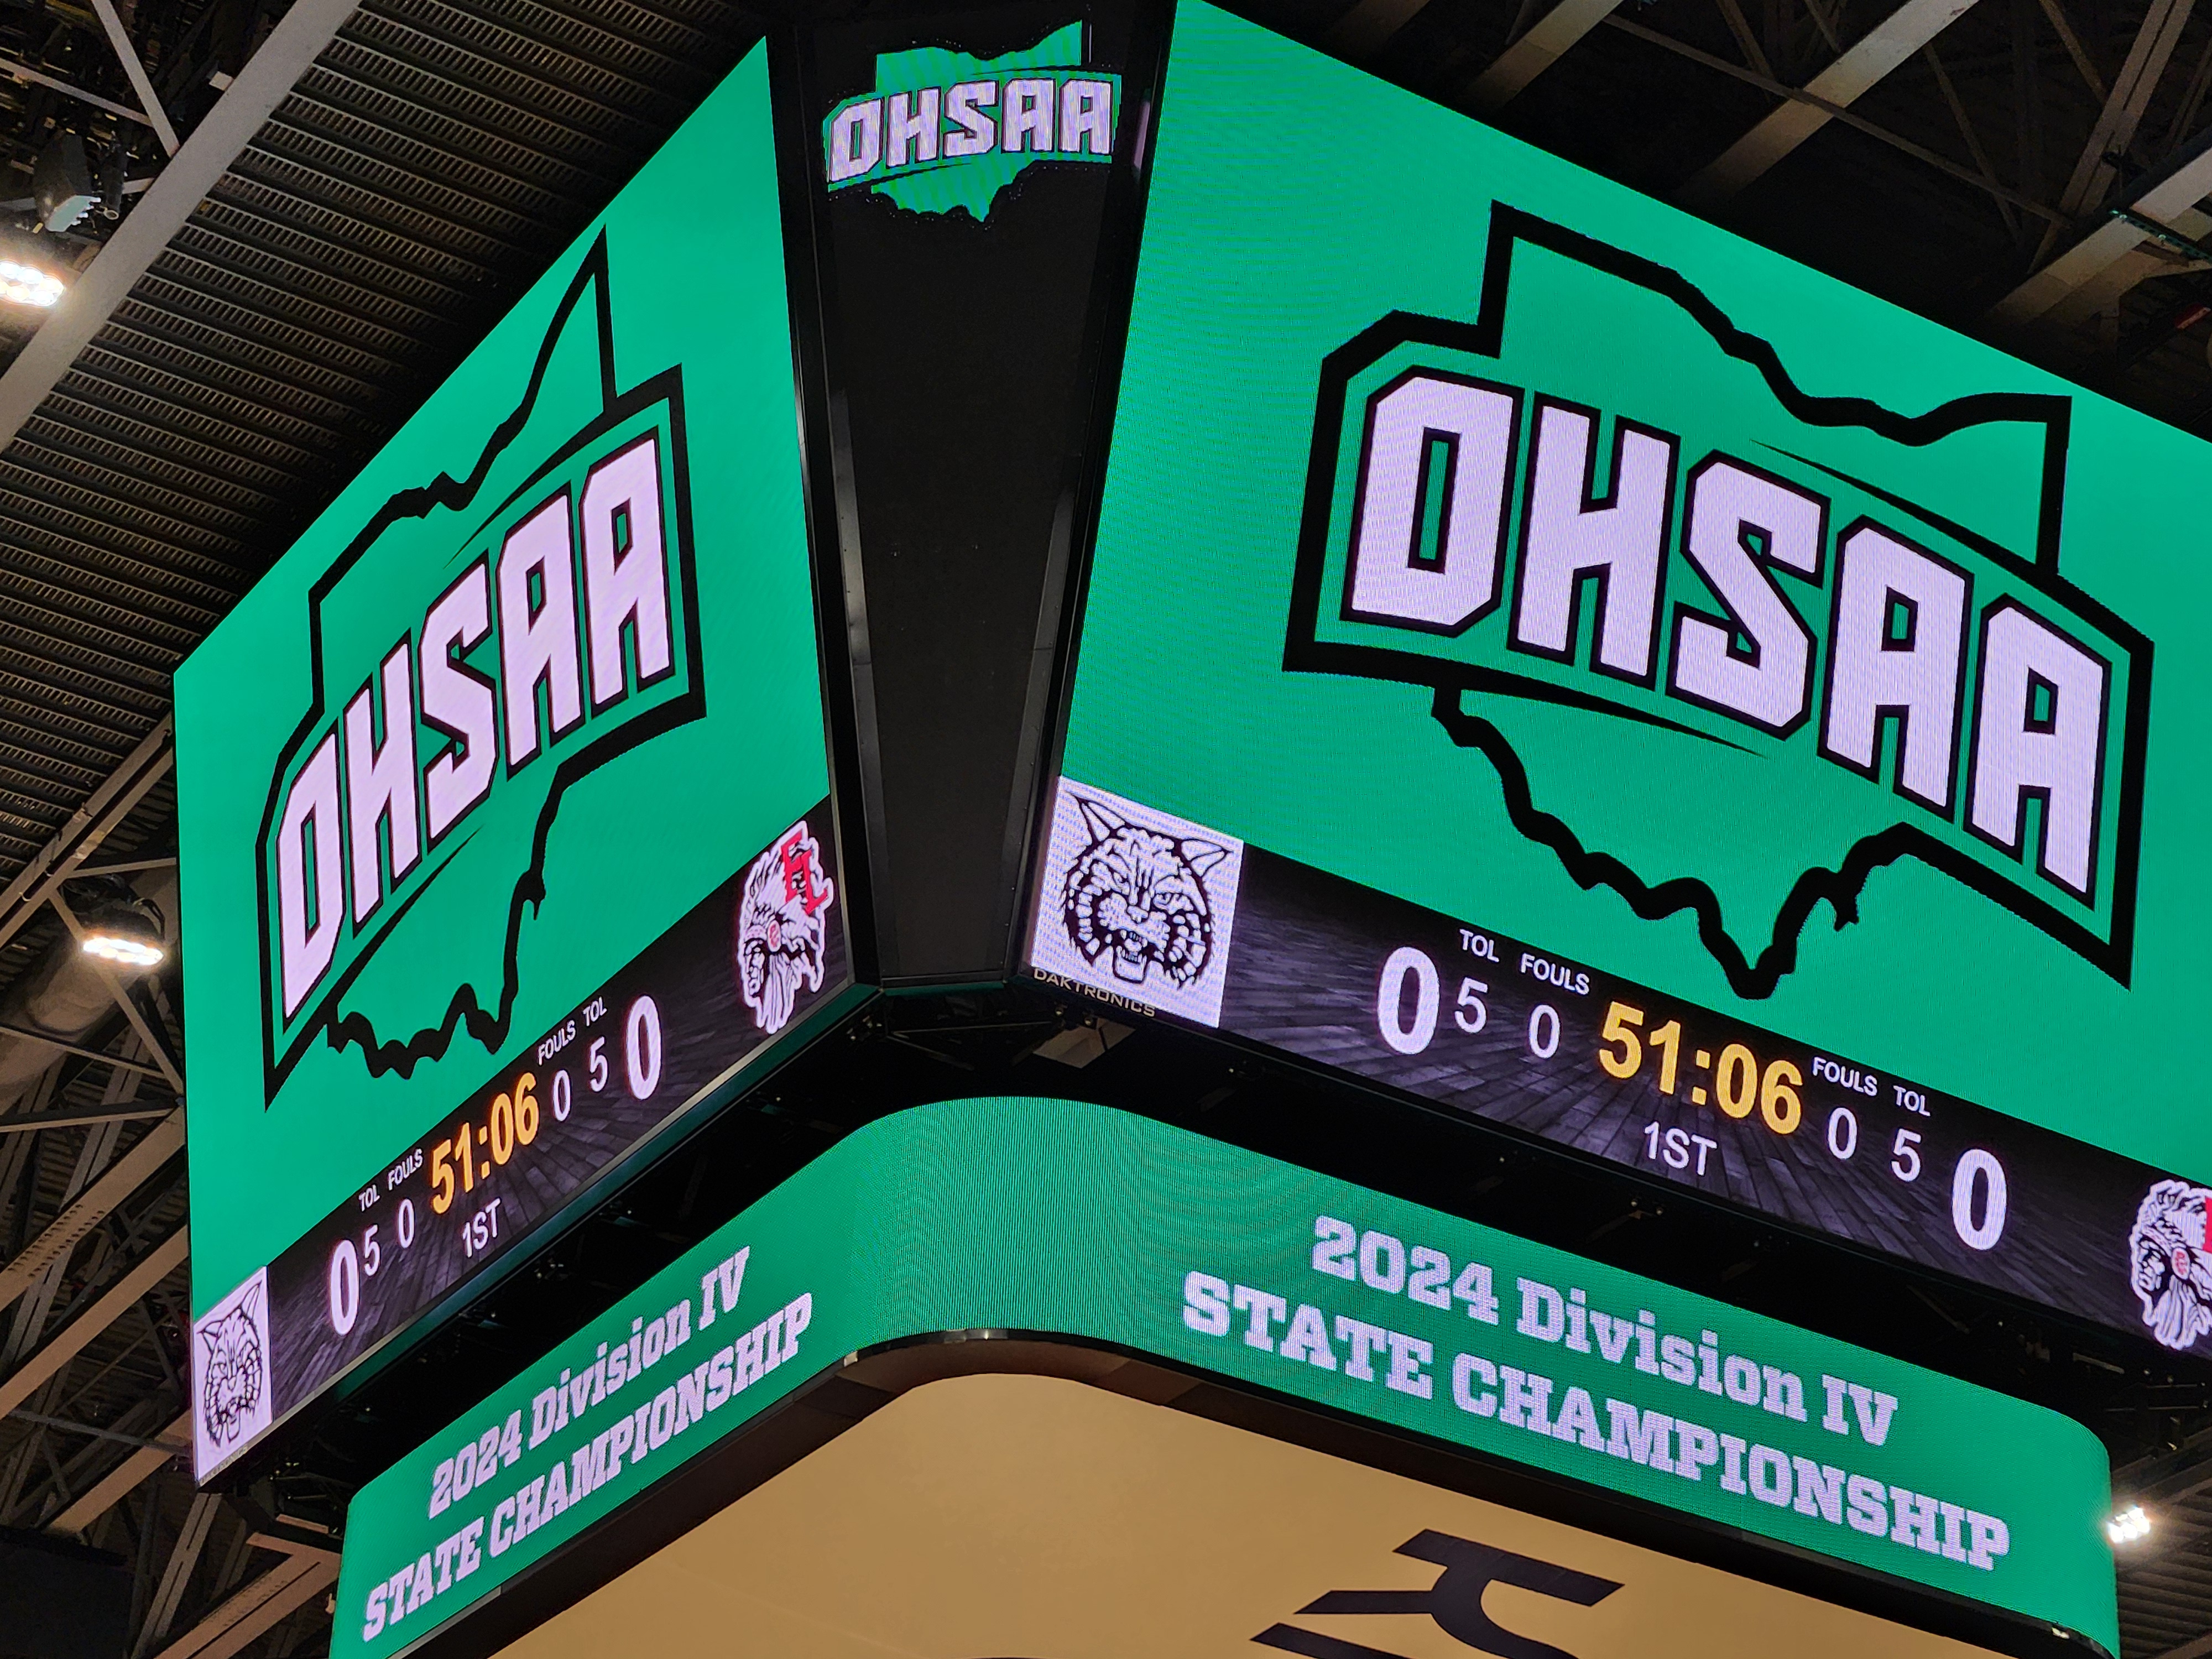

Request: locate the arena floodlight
(81, 896), (166, 968)
(0, 255), (65, 309)
(2107, 1505), (2151, 1545)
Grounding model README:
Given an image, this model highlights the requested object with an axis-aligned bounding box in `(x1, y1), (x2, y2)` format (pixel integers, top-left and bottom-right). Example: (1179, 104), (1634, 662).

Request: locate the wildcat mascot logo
(192, 1269), (271, 1479)
(1062, 794), (1229, 989)
(735, 820), (836, 1035)
(1289, 208), (2149, 997)
(253, 237), (700, 1099)
(1029, 781), (1246, 1026)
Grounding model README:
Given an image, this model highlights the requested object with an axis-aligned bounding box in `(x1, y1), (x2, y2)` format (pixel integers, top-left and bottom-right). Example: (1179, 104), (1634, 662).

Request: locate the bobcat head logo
(199, 1283), (267, 1449)
(1060, 795), (1229, 990)
(2131, 1179), (2212, 1352)
(735, 820), (836, 1036)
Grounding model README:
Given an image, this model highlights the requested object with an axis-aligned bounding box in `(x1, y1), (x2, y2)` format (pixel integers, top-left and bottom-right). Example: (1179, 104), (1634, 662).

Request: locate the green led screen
(1030, 3), (2212, 1355)
(330, 1097), (2117, 1657)
(175, 44), (848, 1481)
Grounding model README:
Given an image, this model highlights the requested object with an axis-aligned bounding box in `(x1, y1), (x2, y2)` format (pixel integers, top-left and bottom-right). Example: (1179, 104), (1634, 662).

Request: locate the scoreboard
(174, 45), (850, 1481)
(1030, 2), (2212, 1355)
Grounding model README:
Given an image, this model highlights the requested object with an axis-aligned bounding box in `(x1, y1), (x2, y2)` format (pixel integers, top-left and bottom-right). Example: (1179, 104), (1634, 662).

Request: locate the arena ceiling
(0, 0), (2203, 1652)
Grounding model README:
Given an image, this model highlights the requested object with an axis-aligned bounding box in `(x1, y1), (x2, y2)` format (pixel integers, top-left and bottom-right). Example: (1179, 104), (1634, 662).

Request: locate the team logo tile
(2130, 1178), (2212, 1351)
(193, 1267), (272, 1480)
(1030, 778), (1244, 1026)
(735, 818), (837, 1036)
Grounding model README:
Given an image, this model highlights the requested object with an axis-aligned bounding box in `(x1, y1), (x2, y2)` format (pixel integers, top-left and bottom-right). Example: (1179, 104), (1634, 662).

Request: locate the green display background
(174, 45), (827, 1316)
(332, 1098), (2116, 1657)
(1065, 4), (2212, 1176)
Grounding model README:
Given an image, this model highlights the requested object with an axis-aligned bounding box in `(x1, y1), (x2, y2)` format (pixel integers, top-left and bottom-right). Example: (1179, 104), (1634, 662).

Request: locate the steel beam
(0, 0), (364, 452)
(0, 718), (172, 961)
(1611, 14), (2064, 221)
(86, 0), (180, 155)
(1992, 128), (2212, 322)
(151, 1547), (338, 1659)
(45, 1410), (186, 1538)
(1683, 0), (1987, 205)
(0, 1102), (174, 1134)
(1328, 0), (1436, 56)
(135, 1489), (218, 1659)
(45, 895), (181, 1094)
(1468, 0), (1632, 110)
(0, 1224), (187, 1417)
(3, 1110), (129, 1370)
(0, 1110), (181, 1313)
(0, 1030), (170, 1085)
(2053, 0), (2195, 221)
(0, 55), (158, 129)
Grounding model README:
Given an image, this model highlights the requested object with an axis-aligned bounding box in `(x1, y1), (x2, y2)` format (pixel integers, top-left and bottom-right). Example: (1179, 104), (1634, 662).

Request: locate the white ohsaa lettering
(581, 433), (673, 709)
(1347, 373), (1516, 631)
(827, 100), (881, 181)
(276, 731), (342, 1016)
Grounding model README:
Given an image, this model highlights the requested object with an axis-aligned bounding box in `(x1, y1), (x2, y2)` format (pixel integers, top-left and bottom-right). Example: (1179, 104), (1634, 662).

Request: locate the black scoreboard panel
(1040, 828), (2182, 1348)
(259, 807), (849, 1427)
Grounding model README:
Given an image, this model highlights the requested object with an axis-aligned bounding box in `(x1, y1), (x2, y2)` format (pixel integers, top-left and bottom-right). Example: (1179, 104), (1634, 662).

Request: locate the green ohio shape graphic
(1064, 2), (2212, 1181)
(173, 42), (827, 1316)
(820, 23), (1120, 220)
(332, 1098), (2116, 1659)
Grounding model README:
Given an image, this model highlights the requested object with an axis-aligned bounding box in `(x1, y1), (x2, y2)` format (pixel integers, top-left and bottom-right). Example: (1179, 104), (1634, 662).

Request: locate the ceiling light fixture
(2107, 1505), (2151, 1545)
(80, 896), (166, 968)
(0, 258), (65, 309)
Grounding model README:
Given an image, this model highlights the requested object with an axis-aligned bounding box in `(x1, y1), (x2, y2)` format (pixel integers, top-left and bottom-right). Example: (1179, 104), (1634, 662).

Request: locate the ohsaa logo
(822, 23), (1118, 220)
(256, 239), (701, 1097)
(1291, 208), (2149, 997)
(1029, 780), (1246, 1027)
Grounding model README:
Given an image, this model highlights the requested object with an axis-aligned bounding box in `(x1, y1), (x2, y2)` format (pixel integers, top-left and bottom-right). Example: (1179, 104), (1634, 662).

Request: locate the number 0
(1951, 1149), (2007, 1251)
(327, 1238), (360, 1337)
(1377, 948), (1440, 1055)
(626, 997), (663, 1099)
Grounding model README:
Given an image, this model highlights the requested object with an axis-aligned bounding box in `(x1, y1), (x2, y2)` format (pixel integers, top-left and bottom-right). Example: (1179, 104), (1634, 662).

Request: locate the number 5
(1891, 1129), (1922, 1183)
(1598, 1001), (1644, 1079)
(1454, 979), (1488, 1034)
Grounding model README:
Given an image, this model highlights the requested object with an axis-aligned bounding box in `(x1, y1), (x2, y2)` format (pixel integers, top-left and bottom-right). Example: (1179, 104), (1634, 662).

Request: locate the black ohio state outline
(1285, 205), (2153, 997)
(253, 235), (708, 1102)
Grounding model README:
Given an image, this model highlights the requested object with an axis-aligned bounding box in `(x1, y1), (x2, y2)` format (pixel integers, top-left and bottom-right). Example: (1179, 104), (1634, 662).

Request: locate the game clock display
(1026, 777), (2196, 1349)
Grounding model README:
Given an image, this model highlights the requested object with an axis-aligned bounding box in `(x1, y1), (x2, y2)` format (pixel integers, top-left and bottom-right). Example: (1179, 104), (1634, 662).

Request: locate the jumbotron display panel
(173, 44), (850, 1482)
(1031, 2), (2212, 1355)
